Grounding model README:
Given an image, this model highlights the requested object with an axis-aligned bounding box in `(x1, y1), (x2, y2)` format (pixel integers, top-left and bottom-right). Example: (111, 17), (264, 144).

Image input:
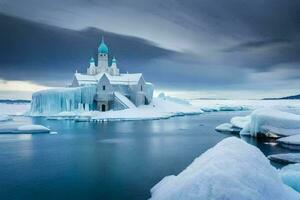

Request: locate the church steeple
(97, 36), (109, 72)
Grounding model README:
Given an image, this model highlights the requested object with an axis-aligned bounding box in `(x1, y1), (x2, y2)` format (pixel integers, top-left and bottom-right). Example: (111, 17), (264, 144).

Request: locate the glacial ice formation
(30, 86), (97, 116)
(150, 137), (300, 200)
(268, 153), (300, 164)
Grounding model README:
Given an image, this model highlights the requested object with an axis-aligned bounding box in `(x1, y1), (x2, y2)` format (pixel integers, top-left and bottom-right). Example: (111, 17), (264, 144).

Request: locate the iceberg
(30, 86), (96, 116)
(0, 121), (50, 134)
(277, 135), (300, 150)
(150, 137), (300, 200)
(280, 164), (300, 193)
(216, 108), (300, 137)
(215, 123), (241, 133)
(268, 153), (300, 164)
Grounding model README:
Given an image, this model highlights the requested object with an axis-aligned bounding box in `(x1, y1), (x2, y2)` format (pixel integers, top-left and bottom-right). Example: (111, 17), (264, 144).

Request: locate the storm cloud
(0, 0), (300, 98)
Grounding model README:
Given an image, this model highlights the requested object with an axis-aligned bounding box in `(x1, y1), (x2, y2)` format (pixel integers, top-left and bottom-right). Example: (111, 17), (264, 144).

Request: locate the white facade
(72, 37), (154, 111)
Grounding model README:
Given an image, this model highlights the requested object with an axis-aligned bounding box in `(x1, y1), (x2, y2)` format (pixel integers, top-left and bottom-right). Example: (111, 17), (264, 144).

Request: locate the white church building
(30, 37), (154, 115)
(70, 37), (154, 111)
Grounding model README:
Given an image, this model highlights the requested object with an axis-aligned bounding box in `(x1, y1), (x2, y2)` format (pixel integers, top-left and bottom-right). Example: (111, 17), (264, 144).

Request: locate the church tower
(97, 37), (109, 73)
(87, 57), (96, 75)
(110, 57), (120, 76)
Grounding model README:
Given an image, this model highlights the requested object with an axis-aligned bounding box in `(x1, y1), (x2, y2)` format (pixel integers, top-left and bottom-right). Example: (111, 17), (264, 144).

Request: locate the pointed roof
(112, 56), (117, 63)
(98, 36), (109, 54)
(90, 57), (95, 64)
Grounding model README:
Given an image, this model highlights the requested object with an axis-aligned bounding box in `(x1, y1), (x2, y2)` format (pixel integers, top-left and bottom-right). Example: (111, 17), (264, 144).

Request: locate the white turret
(110, 57), (120, 76)
(87, 57), (96, 75)
(97, 37), (109, 73)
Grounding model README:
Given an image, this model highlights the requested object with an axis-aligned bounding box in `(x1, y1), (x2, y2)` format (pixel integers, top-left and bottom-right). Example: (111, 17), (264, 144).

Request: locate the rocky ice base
(150, 137), (300, 200)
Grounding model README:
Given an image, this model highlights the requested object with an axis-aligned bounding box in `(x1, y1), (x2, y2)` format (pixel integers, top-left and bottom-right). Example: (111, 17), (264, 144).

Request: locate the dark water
(0, 111), (293, 200)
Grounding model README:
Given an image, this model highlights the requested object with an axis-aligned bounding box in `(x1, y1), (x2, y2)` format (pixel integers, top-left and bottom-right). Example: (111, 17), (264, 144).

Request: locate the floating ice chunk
(230, 115), (250, 129)
(278, 134), (300, 146)
(239, 108), (300, 137)
(280, 164), (300, 193)
(150, 137), (300, 200)
(268, 153), (300, 164)
(219, 106), (247, 111)
(0, 115), (12, 122)
(17, 125), (50, 133)
(215, 123), (241, 133)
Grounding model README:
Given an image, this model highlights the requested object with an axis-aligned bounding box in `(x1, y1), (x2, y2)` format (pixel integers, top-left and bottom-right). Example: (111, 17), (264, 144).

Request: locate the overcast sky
(0, 0), (300, 99)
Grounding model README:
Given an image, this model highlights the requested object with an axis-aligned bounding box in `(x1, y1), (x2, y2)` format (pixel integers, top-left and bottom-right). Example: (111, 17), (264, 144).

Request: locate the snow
(114, 91), (136, 108)
(47, 98), (203, 121)
(280, 164), (300, 193)
(75, 72), (142, 85)
(158, 93), (190, 105)
(191, 99), (300, 111)
(0, 115), (12, 122)
(277, 134), (300, 145)
(215, 123), (240, 133)
(268, 153), (300, 164)
(216, 108), (300, 137)
(17, 125), (50, 133)
(0, 121), (50, 134)
(150, 137), (300, 200)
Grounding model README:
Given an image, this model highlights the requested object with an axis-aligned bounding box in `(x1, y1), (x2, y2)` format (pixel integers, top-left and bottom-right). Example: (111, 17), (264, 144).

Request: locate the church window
(141, 85), (143, 91)
(103, 85), (106, 90)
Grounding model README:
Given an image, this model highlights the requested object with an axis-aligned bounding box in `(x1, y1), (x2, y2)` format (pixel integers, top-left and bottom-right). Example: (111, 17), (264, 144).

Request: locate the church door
(101, 104), (106, 111)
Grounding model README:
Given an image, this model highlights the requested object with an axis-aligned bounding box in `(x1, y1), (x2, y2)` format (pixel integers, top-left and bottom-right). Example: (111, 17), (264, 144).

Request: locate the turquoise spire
(98, 36), (109, 54)
(112, 56), (117, 63)
(90, 57), (95, 64)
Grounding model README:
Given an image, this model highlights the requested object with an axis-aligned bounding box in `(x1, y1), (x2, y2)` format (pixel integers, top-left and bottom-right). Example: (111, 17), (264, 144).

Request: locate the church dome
(98, 37), (108, 54)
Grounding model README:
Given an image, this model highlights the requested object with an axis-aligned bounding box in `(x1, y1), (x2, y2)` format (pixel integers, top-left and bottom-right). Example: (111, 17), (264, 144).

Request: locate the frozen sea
(0, 110), (295, 200)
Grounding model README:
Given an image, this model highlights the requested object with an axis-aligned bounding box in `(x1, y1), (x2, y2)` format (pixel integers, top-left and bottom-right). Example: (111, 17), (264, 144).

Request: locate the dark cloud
(0, 0), (300, 97)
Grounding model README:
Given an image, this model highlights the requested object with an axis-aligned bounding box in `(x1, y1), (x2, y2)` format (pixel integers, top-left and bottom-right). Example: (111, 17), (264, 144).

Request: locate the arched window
(140, 85), (143, 91)
(103, 85), (106, 90)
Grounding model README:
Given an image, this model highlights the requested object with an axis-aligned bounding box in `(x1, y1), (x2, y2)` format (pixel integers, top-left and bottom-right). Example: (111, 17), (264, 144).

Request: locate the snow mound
(280, 164), (300, 193)
(241, 109), (300, 137)
(278, 135), (300, 146)
(0, 115), (12, 122)
(218, 108), (300, 137)
(268, 153), (300, 164)
(150, 137), (300, 200)
(230, 115), (250, 129)
(215, 123), (240, 133)
(157, 93), (190, 105)
(17, 125), (50, 133)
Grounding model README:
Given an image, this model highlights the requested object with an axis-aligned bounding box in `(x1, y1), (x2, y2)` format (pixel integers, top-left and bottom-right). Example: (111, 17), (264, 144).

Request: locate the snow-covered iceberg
(150, 137), (300, 200)
(0, 121), (50, 134)
(268, 153), (300, 164)
(216, 108), (300, 137)
(280, 164), (300, 193)
(277, 135), (300, 150)
(215, 123), (241, 133)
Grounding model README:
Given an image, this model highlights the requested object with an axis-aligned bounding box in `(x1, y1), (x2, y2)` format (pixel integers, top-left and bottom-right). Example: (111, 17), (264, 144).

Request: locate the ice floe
(277, 135), (300, 150)
(216, 108), (300, 137)
(268, 153), (300, 164)
(150, 137), (300, 200)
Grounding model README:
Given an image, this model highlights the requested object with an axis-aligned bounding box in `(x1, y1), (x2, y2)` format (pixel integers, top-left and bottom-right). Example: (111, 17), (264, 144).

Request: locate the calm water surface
(0, 111), (293, 199)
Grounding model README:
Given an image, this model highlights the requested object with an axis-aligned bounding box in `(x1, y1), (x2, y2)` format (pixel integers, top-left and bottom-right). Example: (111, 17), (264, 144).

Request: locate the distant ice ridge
(150, 137), (300, 200)
(216, 108), (300, 137)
